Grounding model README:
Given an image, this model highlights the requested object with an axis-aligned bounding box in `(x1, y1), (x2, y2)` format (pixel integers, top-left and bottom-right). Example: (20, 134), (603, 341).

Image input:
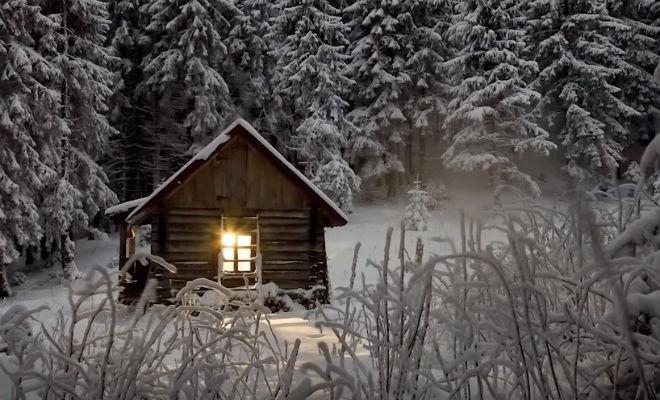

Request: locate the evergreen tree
(345, 0), (415, 195)
(402, 0), (452, 179)
(606, 0), (660, 143)
(0, 0), (63, 294)
(443, 0), (554, 198)
(270, 0), (360, 212)
(529, 0), (642, 180)
(404, 177), (431, 231)
(39, 0), (119, 277)
(140, 0), (238, 164)
(345, 0), (451, 195)
(106, 0), (154, 201)
(227, 0), (276, 135)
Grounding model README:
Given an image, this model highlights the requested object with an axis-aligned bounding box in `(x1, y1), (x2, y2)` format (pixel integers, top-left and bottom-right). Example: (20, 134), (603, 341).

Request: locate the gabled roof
(125, 119), (348, 226)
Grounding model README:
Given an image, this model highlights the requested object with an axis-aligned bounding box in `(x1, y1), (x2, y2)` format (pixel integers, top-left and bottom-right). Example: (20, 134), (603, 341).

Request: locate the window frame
(221, 231), (257, 274)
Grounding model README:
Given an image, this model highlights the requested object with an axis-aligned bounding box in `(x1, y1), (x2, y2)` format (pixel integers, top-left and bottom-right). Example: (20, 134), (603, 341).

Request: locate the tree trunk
(0, 264), (11, 299)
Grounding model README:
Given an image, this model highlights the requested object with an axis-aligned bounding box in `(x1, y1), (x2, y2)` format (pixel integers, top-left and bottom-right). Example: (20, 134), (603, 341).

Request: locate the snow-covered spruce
(528, 0), (643, 181)
(106, 0), (157, 202)
(404, 178), (432, 231)
(270, 0), (360, 213)
(36, 0), (118, 273)
(138, 0), (239, 185)
(443, 0), (554, 198)
(0, 0), (60, 277)
(227, 0), (277, 135)
(344, 0), (413, 191)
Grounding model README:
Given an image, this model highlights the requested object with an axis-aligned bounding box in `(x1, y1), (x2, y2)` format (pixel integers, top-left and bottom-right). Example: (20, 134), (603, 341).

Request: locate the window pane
(221, 233), (236, 247)
(237, 248), (251, 260)
(222, 248), (235, 261)
(237, 261), (251, 272)
(237, 235), (252, 246)
(223, 261), (235, 272)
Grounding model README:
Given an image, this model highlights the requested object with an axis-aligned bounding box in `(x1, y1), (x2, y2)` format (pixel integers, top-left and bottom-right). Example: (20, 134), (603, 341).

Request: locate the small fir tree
(404, 178), (431, 232)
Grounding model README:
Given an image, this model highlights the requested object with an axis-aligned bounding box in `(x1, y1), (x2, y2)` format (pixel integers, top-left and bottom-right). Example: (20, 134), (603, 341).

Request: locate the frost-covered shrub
(0, 269), (302, 399)
(427, 179), (450, 209)
(88, 228), (109, 241)
(0, 304), (33, 356)
(308, 189), (660, 399)
(11, 272), (27, 287)
(624, 161), (641, 183)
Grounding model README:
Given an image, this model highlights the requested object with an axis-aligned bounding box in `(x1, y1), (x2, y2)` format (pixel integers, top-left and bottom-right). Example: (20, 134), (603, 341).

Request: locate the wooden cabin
(105, 119), (348, 304)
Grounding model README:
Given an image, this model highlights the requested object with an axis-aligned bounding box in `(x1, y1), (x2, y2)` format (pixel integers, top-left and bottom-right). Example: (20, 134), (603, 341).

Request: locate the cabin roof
(124, 118), (349, 227)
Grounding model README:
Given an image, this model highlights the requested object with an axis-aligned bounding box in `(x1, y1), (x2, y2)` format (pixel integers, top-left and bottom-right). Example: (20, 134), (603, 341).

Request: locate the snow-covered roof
(105, 197), (147, 218)
(126, 118), (348, 226)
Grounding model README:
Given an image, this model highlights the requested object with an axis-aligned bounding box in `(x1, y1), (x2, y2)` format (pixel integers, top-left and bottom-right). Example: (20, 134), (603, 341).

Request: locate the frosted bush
(427, 179), (450, 209)
(0, 268), (300, 399)
(11, 272), (27, 286)
(307, 187), (660, 399)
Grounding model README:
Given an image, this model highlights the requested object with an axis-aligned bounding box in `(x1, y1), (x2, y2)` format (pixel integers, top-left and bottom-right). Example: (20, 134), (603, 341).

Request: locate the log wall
(149, 207), (329, 295)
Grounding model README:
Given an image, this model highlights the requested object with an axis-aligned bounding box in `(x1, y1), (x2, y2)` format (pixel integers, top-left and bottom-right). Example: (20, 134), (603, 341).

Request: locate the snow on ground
(0, 188), (516, 396)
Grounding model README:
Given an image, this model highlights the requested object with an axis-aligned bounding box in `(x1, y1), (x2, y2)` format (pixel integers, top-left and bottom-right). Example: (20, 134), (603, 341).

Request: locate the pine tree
(443, 0), (554, 198)
(227, 0), (276, 134)
(404, 177), (431, 231)
(402, 0), (452, 179)
(0, 0), (64, 294)
(106, 0), (154, 201)
(39, 0), (118, 278)
(606, 0), (660, 143)
(345, 0), (452, 195)
(270, 0), (360, 212)
(345, 0), (415, 195)
(140, 0), (238, 161)
(529, 0), (642, 180)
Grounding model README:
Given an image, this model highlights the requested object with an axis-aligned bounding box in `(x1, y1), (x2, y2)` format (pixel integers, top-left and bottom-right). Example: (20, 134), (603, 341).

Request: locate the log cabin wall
(147, 135), (331, 297)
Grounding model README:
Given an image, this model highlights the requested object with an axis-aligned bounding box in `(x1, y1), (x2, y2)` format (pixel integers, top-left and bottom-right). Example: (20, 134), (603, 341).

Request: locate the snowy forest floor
(0, 187), (563, 398)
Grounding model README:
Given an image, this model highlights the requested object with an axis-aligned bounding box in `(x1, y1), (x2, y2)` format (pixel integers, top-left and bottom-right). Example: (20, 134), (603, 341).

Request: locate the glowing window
(221, 232), (255, 273)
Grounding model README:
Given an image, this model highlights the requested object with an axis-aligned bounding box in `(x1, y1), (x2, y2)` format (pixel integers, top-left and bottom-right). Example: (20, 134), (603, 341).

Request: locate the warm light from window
(238, 235), (251, 246)
(222, 248), (234, 261)
(221, 231), (253, 273)
(221, 233), (236, 247)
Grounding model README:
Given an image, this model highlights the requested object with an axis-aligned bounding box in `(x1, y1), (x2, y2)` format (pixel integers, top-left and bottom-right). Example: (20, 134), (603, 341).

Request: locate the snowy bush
(624, 161), (642, 183)
(6, 189), (660, 399)
(307, 188), (660, 399)
(426, 179), (450, 209)
(11, 272), (27, 287)
(0, 268), (304, 399)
